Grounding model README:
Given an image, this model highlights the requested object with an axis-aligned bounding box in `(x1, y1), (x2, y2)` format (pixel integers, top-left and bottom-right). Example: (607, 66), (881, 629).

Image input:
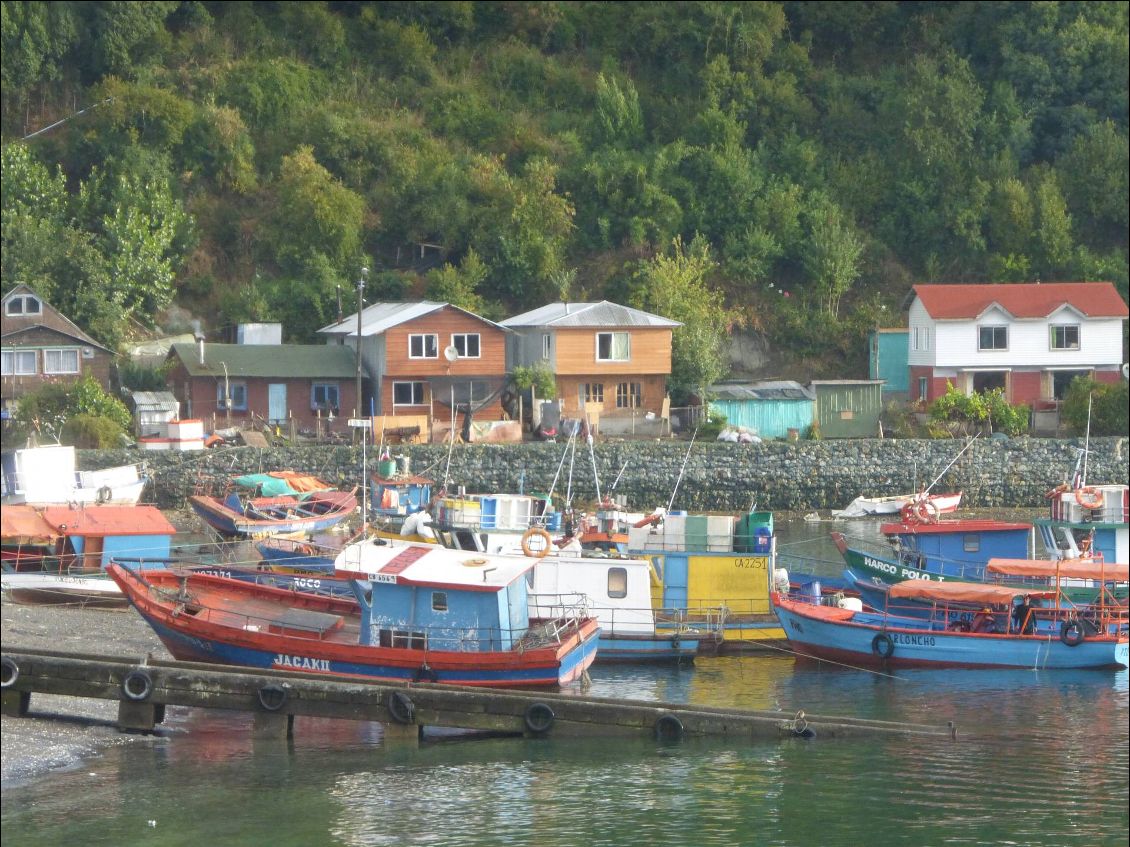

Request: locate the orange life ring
(521, 527), (552, 558)
(914, 499), (940, 524)
(1075, 487), (1104, 510)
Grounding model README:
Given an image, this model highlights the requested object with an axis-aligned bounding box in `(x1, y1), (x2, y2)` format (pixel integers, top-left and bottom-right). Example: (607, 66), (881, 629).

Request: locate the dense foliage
(1060, 376), (1130, 436)
(2, 1), (1127, 380)
(11, 374), (131, 445)
(928, 382), (1030, 437)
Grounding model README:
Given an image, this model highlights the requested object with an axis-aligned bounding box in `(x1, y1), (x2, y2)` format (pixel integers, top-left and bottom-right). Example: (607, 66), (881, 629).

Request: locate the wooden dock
(1, 647), (958, 743)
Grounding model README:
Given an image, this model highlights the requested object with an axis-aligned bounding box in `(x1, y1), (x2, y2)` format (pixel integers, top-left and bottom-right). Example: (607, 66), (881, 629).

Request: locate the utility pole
(355, 267), (368, 443)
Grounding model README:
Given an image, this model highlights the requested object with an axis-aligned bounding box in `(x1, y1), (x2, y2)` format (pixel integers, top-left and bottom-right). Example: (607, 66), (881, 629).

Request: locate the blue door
(268, 383), (287, 423)
(659, 553), (689, 610)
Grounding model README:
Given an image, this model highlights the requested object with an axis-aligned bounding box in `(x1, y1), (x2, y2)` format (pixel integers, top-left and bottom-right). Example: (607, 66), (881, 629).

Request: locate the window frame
(42, 347), (80, 375)
(1049, 324), (1080, 351)
(431, 591), (448, 612)
(2, 349), (38, 375)
(615, 381), (642, 409)
(451, 333), (481, 359)
(977, 325), (1008, 351)
(392, 381), (425, 406)
(5, 295), (42, 316)
(596, 331), (631, 362)
(217, 381), (248, 411)
(542, 333), (552, 360)
(607, 567), (628, 599)
(581, 383), (604, 404)
(408, 333), (439, 359)
(311, 382), (340, 412)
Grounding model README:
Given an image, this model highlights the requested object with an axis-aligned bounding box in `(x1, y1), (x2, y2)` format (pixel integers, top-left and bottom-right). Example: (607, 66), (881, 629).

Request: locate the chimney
(194, 324), (206, 366)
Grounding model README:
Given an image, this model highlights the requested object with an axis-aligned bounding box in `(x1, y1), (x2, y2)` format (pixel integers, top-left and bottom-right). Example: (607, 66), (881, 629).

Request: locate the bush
(13, 376), (132, 442)
(61, 414), (126, 448)
(928, 383), (1029, 437)
(1061, 377), (1129, 435)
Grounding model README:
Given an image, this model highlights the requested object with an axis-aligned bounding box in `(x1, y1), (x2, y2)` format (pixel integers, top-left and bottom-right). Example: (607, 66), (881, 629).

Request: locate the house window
(451, 333), (480, 358)
(409, 334), (438, 358)
(1052, 370), (1090, 400)
(912, 327), (919, 351)
(922, 327), (930, 351)
(978, 326), (1008, 351)
(918, 377), (928, 401)
(1050, 324), (1080, 351)
(963, 534), (980, 553)
(43, 348), (79, 374)
(581, 383), (604, 404)
(393, 381), (425, 405)
(596, 331), (630, 362)
(311, 383), (340, 411)
(607, 567), (628, 599)
(1, 350), (37, 375)
(217, 381), (248, 411)
(4, 295), (42, 316)
(431, 591), (448, 612)
(616, 382), (642, 408)
(542, 333), (552, 360)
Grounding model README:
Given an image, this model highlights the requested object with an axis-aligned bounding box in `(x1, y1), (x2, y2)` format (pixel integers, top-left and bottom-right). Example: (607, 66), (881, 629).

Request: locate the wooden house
(905, 282), (1128, 406)
(500, 301), (680, 424)
(164, 339), (357, 430)
(318, 302), (510, 421)
(1, 284), (114, 414)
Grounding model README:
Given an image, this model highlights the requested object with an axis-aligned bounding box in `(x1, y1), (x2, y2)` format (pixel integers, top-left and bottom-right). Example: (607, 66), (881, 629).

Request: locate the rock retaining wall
(79, 436), (1128, 513)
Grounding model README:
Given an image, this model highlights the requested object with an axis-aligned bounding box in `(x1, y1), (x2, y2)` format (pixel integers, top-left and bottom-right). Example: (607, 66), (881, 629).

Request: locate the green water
(2, 516), (1127, 846)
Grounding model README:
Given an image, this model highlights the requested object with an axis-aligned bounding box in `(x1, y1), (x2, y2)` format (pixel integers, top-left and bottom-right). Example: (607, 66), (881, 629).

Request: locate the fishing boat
(109, 542), (601, 688)
(1, 504), (176, 606)
(1037, 482), (1128, 564)
(368, 472), (436, 542)
(188, 471), (357, 537)
(428, 490), (565, 555)
(773, 567), (1129, 670)
(333, 538), (705, 663)
(832, 491), (963, 519)
(1, 443), (149, 506)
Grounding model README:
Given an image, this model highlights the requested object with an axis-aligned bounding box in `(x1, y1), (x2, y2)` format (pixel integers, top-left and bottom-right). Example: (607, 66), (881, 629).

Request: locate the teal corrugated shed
(869, 329), (908, 393)
(707, 381), (815, 439)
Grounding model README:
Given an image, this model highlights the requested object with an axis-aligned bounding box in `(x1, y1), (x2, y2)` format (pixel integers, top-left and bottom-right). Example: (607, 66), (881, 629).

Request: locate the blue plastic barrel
(753, 527), (771, 553)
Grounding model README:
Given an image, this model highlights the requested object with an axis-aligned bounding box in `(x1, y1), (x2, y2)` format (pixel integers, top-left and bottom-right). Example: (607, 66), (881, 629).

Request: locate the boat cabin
(880, 518), (1034, 579)
(1036, 485), (1129, 565)
(369, 473), (433, 519)
(335, 541), (545, 651)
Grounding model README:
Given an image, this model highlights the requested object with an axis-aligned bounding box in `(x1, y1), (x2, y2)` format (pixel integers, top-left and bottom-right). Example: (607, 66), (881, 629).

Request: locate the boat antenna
(565, 426), (578, 511)
(610, 460), (629, 493)
(1082, 392), (1093, 487)
(922, 433), (978, 495)
(546, 428), (575, 503)
(585, 413), (602, 503)
(667, 426), (699, 513)
(441, 386), (457, 494)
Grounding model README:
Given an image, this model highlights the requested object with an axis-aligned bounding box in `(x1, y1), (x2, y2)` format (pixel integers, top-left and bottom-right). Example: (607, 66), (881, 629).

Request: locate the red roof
(39, 505), (177, 537)
(912, 282), (1128, 320)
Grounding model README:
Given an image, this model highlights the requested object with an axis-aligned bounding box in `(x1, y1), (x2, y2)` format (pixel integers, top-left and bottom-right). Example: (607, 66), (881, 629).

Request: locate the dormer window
(978, 326), (1008, 351)
(5, 294), (42, 316)
(1050, 324), (1080, 351)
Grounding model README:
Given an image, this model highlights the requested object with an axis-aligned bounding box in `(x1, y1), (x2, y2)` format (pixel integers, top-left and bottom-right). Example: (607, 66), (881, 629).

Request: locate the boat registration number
(734, 557), (768, 570)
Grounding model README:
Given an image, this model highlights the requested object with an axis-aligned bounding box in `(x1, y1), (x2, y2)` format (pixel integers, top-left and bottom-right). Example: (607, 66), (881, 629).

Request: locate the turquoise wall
(870, 330), (908, 393)
(708, 399), (814, 438)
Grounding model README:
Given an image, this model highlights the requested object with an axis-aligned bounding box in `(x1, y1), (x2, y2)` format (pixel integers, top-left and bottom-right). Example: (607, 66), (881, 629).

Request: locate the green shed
(809, 380), (884, 439)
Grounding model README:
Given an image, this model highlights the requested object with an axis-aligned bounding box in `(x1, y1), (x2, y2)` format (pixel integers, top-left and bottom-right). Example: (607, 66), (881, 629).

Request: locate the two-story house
(318, 302), (510, 420)
(500, 301), (680, 420)
(906, 282), (1128, 406)
(1, 285), (114, 417)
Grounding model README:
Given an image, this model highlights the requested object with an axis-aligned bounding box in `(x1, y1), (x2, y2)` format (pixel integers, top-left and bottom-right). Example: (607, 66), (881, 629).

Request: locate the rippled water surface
(3, 516), (1127, 846)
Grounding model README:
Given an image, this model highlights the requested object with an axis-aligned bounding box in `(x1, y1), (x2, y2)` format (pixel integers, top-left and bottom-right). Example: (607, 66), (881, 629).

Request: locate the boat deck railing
(864, 596), (1128, 638)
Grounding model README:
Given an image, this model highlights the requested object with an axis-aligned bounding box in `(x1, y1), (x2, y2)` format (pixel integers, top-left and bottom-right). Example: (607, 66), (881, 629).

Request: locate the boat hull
(773, 596), (1128, 670)
(189, 493), (356, 537)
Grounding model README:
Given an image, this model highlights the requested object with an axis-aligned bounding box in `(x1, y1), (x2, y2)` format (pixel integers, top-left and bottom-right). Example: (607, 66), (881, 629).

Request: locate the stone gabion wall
(79, 436), (1127, 512)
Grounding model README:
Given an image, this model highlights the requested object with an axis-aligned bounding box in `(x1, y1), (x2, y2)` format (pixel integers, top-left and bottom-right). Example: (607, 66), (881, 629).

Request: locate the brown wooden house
(500, 301), (680, 421)
(318, 302), (510, 420)
(165, 339), (358, 431)
(1, 284), (114, 415)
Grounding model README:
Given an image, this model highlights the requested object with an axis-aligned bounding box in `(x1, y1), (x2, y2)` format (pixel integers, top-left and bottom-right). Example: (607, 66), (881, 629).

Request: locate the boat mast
(667, 427), (699, 513)
(922, 433), (978, 496)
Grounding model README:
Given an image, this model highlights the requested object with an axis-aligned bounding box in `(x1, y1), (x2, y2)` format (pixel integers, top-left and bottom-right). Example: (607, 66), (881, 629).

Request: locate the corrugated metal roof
(709, 381), (815, 400)
(169, 343), (357, 378)
(128, 391), (179, 410)
(319, 302), (509, 336)
(39, 505), (177, 536)
(501, 301), (681, 328)
(910, 282), (1128, 319)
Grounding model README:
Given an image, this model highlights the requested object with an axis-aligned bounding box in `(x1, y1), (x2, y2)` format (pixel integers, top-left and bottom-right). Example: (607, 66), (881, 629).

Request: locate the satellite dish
(444, 345), (459, 363)
(1122, 362), (1129, 379)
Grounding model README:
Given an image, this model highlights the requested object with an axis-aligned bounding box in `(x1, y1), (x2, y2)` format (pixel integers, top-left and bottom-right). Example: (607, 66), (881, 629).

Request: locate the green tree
(802, 203), (864, 318)
(13, 375), (130, 444)
(627, 235), (735, 401)
(425, 249), (488, 314)
(1061, 377), (1129, 436)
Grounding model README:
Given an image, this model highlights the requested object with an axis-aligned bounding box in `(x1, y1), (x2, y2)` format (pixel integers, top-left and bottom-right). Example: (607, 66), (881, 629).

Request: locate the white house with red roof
(906, 282), (1128, 407)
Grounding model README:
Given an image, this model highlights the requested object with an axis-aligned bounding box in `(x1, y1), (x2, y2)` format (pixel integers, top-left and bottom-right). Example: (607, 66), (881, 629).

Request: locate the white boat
(832, 491), (963, 519)
(1, 444), (148, 506)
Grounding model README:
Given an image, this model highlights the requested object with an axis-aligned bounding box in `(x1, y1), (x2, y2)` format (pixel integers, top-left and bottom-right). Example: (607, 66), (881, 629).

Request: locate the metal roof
(128, 391), (179, 411)
(318, 302), (509, 336)
(500, 301), (681, 328)
(169, 343), (357, 379)
(709, 381), (815, 401)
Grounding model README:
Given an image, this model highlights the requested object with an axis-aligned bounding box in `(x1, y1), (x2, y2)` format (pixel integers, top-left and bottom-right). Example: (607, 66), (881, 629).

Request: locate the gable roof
(909, 283), (1129, 320)
(317, 301), (508, 336)
(1, 284), (113, 352)
(500, 301), (682, 329)
(168, 343), (357, 379)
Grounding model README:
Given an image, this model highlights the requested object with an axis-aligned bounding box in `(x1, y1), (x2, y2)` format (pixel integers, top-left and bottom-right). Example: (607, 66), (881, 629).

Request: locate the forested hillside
(2, 1), (1127, 392)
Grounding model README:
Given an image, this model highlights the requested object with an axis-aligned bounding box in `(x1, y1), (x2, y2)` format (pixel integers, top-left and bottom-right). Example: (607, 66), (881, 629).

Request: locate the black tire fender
(257, 683), (289, 712)
(98, 485), (113, 503)
(1, 656), (18, 688)
(413, 664), (438, 683)
(388, 690), (416, 724)
(654, 712), (684, 742)
(121, 669), (154, 702)
(1060, 620), (1085, 647)
(523, 702), (555, 734)
(871, 632), (895, 659)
